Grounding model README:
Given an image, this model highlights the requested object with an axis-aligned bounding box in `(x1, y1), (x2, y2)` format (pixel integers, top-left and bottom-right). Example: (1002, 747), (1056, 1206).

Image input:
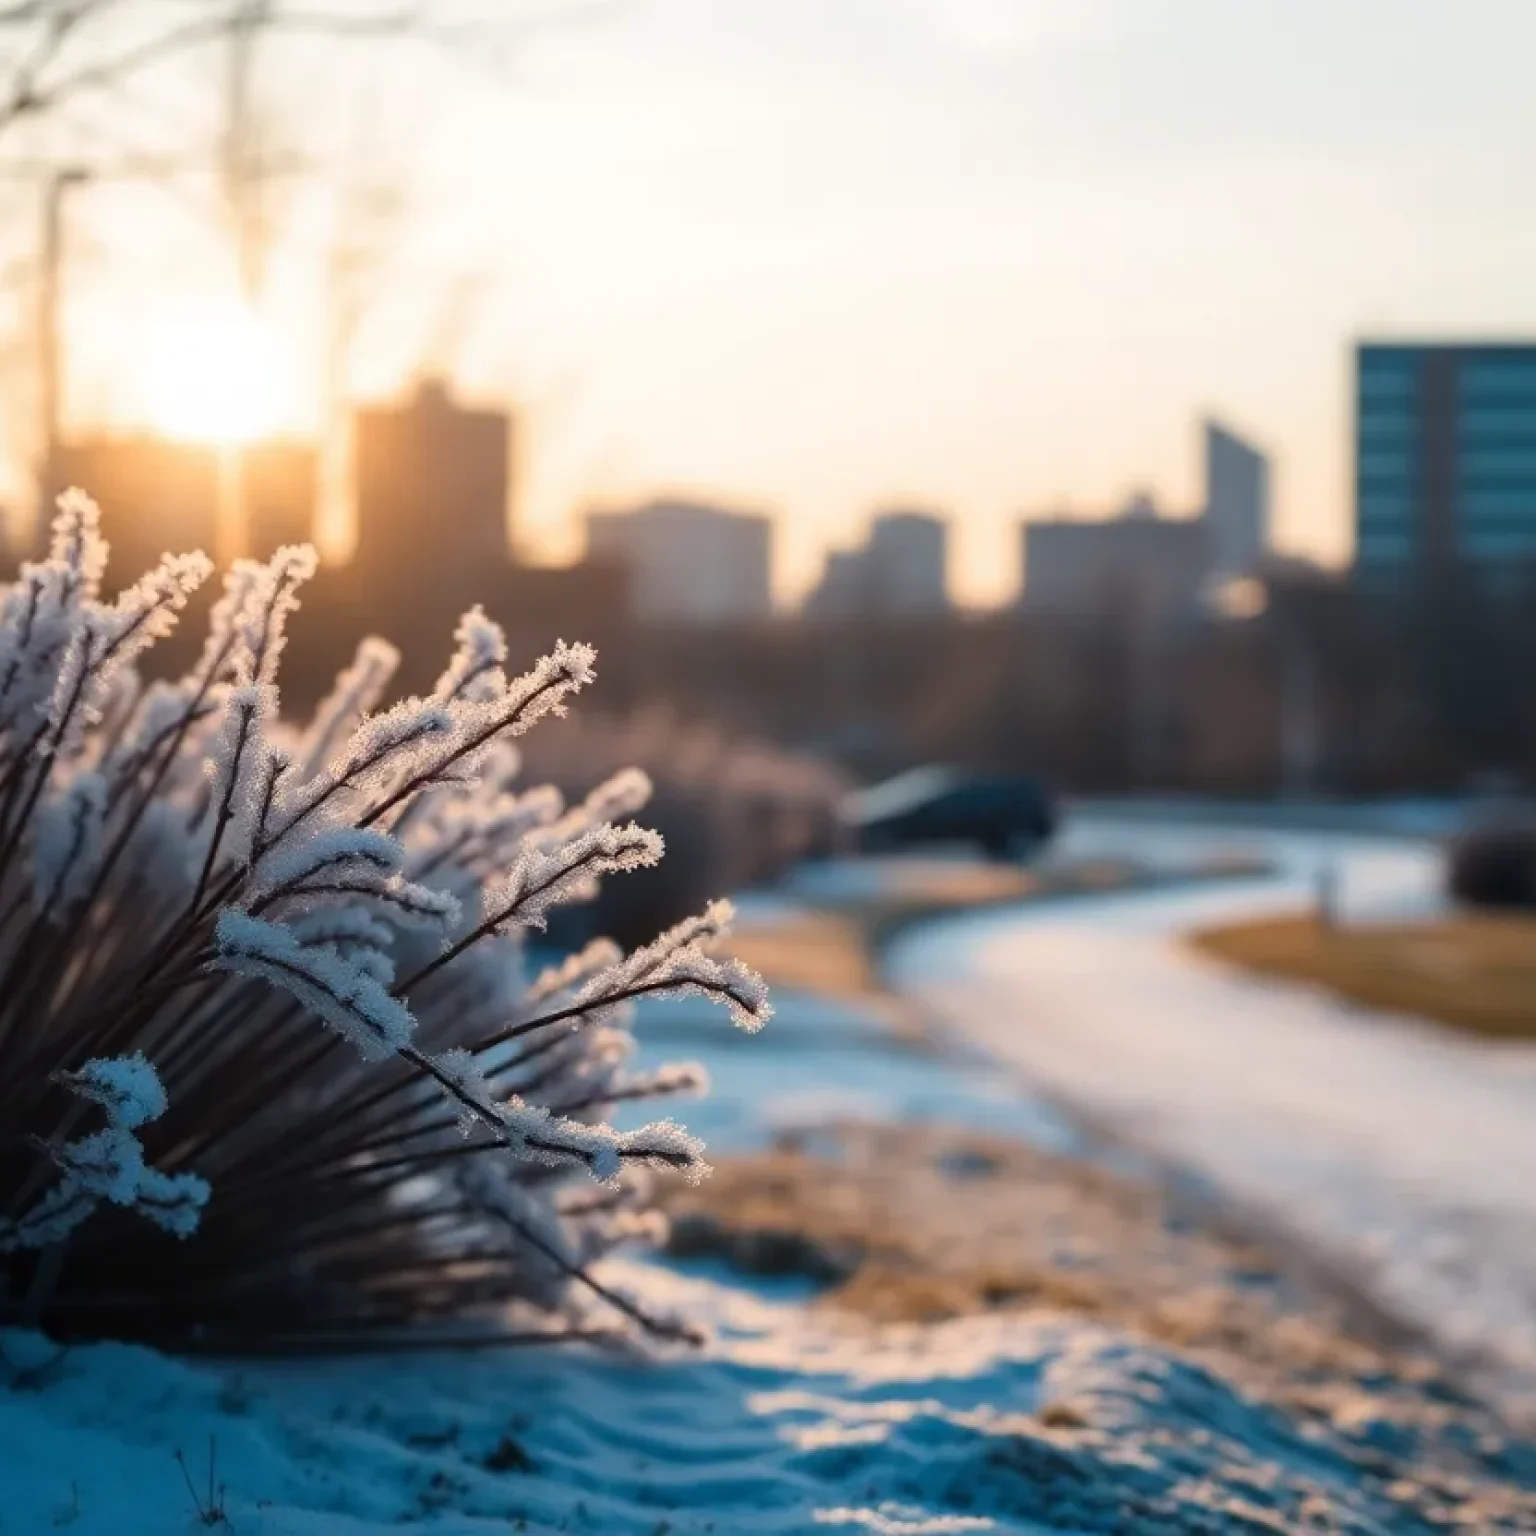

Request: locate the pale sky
(30, 0), (1536, 606)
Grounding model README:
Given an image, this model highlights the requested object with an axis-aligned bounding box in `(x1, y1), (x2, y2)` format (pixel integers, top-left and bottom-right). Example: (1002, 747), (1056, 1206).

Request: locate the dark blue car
(840, 766), (1058, 862)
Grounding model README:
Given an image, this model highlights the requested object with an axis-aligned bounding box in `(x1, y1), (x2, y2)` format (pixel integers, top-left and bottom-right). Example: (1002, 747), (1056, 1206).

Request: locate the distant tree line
(576, 569), (1536, 799)
(50, 539), (1536, 800)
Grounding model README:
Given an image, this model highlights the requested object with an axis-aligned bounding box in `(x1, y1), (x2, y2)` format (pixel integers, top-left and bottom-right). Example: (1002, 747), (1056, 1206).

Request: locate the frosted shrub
(521, 707), (850, 948)
(0, 494), (769, 1351)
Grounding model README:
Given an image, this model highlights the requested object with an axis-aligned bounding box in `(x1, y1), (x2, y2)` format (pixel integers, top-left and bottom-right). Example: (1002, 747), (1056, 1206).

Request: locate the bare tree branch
(0, 0), (628, 143)
(0, 2), (434, 138)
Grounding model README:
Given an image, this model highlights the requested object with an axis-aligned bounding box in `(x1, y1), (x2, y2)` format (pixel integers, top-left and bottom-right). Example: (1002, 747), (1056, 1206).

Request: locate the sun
(145, 298), (290, 445)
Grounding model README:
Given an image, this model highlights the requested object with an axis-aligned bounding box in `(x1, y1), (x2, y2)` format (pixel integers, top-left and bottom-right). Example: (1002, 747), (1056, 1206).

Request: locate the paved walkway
(889, 824), (1536, 1409)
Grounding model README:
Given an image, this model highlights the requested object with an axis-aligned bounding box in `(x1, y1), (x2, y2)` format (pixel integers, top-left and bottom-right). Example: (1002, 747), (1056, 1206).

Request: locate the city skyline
(9, 0), (1536, 607)
(398, 0), (1536, 607)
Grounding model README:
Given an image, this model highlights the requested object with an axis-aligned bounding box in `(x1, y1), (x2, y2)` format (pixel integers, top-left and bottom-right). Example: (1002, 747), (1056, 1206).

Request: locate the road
(888, 816), (1536, 1409)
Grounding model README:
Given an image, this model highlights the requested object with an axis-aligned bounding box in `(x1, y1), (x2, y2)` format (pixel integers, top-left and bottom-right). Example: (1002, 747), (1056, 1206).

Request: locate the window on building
(1461, 526), (1536, 556)
(1462, 486), (1536, 519)
(1356, 529), (1413, 560)
(1358, 445), (1417, 483)
(1358, 353), (1418, 402)
(1460, 359), (1536, 401)
(1357, 408), (1417, 445)
(1456, 404), (1536, 440)
(1458, 446), (1536, 480)
(1357, 489), (1411, 529)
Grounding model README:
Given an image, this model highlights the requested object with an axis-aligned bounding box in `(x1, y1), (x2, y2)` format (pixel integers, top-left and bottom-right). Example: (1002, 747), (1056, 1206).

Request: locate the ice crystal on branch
(57, 1052), (167, 1129)
(0, 491), (769, 1352)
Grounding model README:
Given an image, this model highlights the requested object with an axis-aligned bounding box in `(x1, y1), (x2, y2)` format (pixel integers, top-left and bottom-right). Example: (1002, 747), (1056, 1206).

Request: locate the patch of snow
(622, 987), (1084, 1160)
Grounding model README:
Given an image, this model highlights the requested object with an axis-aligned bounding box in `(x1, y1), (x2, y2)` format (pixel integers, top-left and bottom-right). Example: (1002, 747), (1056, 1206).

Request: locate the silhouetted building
(51, 436), (317, 583)
(1355, 341), (1536, 590)
(354, 378), (511, 600)
(803, 548), (870, 619)
(803, 508), (950, 619)
(502, 559), (631, 649)
(867, 510), (949, 614)
(1022, 492), (1208, 620)
(54, 436), (219, 587)
(1202, 420), (1269, 580)
(245, 441), (317, 556)
(585, 497), (772, 623)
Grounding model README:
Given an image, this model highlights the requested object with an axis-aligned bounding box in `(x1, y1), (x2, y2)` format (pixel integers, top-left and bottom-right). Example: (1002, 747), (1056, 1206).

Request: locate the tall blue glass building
(1355, 342), (1536, 589)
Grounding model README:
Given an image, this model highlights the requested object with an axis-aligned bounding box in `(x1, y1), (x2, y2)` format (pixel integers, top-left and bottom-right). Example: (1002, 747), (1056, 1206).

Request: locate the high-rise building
(1355, 341), (1536, 589)
(585, 497), (772, 623)
(802, 509), (950, 619)
(802, 549), (870, 619)
(867, 509), (949, 615)
(1202, 420), (1269, 580)
(353, 378), (511, 598)
(1021, 492), (1208, 620)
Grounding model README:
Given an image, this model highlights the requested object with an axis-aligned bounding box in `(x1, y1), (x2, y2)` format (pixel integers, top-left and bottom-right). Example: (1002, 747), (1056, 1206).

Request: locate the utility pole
(214, 0), (273, 568)
(19, 153), (235, 553)
(224, 0), (271, 300)
(35, 165), (88, 546)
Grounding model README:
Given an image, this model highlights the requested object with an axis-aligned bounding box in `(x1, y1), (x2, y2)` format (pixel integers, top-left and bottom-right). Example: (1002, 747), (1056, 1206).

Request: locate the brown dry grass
(1190, 913), (1536, 1040)
(726, 910), (883, 1001)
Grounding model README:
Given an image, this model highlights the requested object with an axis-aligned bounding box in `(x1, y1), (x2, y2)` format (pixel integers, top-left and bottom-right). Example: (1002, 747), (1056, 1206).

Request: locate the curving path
(888, 815), (1536, 1410)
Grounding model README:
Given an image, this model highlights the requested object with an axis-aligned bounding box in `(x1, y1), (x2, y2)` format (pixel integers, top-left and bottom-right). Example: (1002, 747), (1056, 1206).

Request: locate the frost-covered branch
(0, 490), (771, 1350)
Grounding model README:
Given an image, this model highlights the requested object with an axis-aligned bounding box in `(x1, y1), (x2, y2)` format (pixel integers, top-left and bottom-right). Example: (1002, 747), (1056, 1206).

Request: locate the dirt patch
(665, 1121), (1442, 1391)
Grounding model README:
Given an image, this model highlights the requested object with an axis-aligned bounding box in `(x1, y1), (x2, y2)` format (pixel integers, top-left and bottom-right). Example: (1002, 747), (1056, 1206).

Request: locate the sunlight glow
(145, 299), (290, 445)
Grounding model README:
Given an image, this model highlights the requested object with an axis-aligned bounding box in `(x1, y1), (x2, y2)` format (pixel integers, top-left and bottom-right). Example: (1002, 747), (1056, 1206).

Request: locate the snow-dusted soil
(10, 1259), (1536, 1536)
(3, 985), (1095, 1536)
(891, 820), (1536, 1412)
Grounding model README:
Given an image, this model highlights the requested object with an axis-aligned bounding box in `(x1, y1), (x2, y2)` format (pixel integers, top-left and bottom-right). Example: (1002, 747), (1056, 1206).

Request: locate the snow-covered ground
(892, 817), (1536, 1409)
(2, 979), (1108, 1536)
(8, 974), (1438, 1536)
(15, 1258), (1518, 1536)
(8, 839), (1536, 1533)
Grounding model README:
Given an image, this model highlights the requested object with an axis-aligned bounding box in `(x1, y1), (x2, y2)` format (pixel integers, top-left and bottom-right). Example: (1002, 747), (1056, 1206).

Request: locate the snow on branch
(297, 635), (401, 780)
(215, 909), (416, 1062)
(2, 1052), (207, 1254)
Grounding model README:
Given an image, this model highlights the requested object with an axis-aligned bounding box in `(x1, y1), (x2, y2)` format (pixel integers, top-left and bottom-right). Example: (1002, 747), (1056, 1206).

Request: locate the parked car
(1447, 815), (1536, 911)
(840, 765), (1058, 862)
